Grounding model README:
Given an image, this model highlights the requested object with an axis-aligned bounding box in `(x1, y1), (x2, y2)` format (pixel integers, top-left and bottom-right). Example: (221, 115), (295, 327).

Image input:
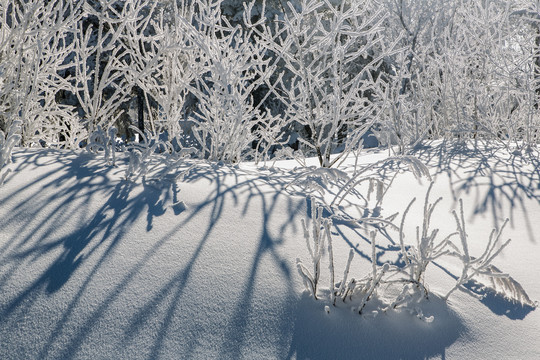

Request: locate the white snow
(0, 142), (539, 359)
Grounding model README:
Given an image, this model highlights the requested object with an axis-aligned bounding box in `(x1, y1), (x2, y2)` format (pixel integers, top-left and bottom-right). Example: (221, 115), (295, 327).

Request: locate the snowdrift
(0, 142), (539, 359)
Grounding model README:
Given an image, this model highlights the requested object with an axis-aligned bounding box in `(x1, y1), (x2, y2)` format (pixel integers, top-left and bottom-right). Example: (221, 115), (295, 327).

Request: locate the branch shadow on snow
(118, 161), (304, 359)
(0, 150), (190, 358)
(411, 140), (540, 243)
(465, 280), (536, 320)
(2, 150), (177, 289)
(0, 151), (304, 359)
(1, 145), (535, 358)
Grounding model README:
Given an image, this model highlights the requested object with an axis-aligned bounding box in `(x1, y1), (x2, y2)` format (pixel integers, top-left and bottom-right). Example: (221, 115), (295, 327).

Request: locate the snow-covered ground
(1, 141), (539, 359)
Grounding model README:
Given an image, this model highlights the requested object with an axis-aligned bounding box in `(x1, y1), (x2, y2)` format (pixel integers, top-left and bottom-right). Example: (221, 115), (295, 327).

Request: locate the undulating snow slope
(0, 142), (539, 359)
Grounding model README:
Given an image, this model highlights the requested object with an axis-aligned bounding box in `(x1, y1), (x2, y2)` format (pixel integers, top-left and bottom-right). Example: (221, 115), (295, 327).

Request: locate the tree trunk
(137, 86), (144, 140)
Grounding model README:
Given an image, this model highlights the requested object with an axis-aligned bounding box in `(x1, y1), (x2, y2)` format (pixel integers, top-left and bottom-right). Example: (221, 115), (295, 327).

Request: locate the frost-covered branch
(444, 200), (513, 301)
(296, 196), (331, 300)
(180, 0), (285, 163)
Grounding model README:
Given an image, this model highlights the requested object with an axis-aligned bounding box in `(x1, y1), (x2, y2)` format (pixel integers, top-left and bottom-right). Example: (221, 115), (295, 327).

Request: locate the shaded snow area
(1, 142), (539, 359)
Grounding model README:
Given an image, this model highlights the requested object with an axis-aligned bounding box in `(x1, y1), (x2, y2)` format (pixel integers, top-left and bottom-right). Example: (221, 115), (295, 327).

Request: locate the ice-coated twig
(399, 182), (457, 288)
(358, 263), (390, 315)
(296, 197), (329, 300)
(296, 258), (317, 299)
(371, 231), (378, 280)
(399, 197), (416, 270)
(444, 203), (513, 301)
(354, 231), (390, 314)
(334, 249), (355, 305)
(326, 221), (335, 305)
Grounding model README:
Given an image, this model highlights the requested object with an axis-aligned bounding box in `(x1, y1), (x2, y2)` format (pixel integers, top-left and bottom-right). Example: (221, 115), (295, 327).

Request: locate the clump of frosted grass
(298, 187), (536, 321)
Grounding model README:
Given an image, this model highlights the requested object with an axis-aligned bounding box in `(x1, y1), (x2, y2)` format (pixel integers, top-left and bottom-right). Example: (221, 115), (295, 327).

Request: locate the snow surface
(1, 142), (539, 359)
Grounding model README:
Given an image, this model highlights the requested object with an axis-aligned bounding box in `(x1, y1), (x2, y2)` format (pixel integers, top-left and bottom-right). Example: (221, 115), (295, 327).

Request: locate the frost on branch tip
(471, 265), (537, 309)
(444, 202), (536, 308)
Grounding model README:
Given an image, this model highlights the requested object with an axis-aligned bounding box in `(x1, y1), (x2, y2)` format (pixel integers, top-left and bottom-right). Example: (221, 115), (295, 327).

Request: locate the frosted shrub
(327, 230), (394, 315)
(183, 0), (284, 163)
(119, 0), (184, 136)
(378, 0), (540, 148)
(0, 0), (82, 146)
(375, 0), (455, 151)
(246, 0), (395, 167)
(396, 186), (535, 307)
(74, 0), (155, 132)
(297, 198), (400, 315)
(443, 200), (534, 305)
(0, 120), (21, 185)
(3, 0), (540, 154)
(374, 50), (436, 153)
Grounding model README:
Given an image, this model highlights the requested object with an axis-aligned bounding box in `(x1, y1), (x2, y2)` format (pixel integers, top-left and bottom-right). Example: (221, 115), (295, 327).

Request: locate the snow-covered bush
(247, 0), (395, 167)
(0, 119), (21, 185)
(74, 0), (156, 133)
(398, 183), (455, 287)
(2, 0), (540, 158)
(297, 199), (406, 317)
(119, 0), (185, 137)
(0, 0), (82, 146)
(399, 187), (536, 307)
(443, 200), (529, 304)
(431, 1), (529, 143)
(181, 0), (284, 163)
(119, 0), (286, 163)
(374, 0), (454, 152)
(378, 0), (540, 150)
